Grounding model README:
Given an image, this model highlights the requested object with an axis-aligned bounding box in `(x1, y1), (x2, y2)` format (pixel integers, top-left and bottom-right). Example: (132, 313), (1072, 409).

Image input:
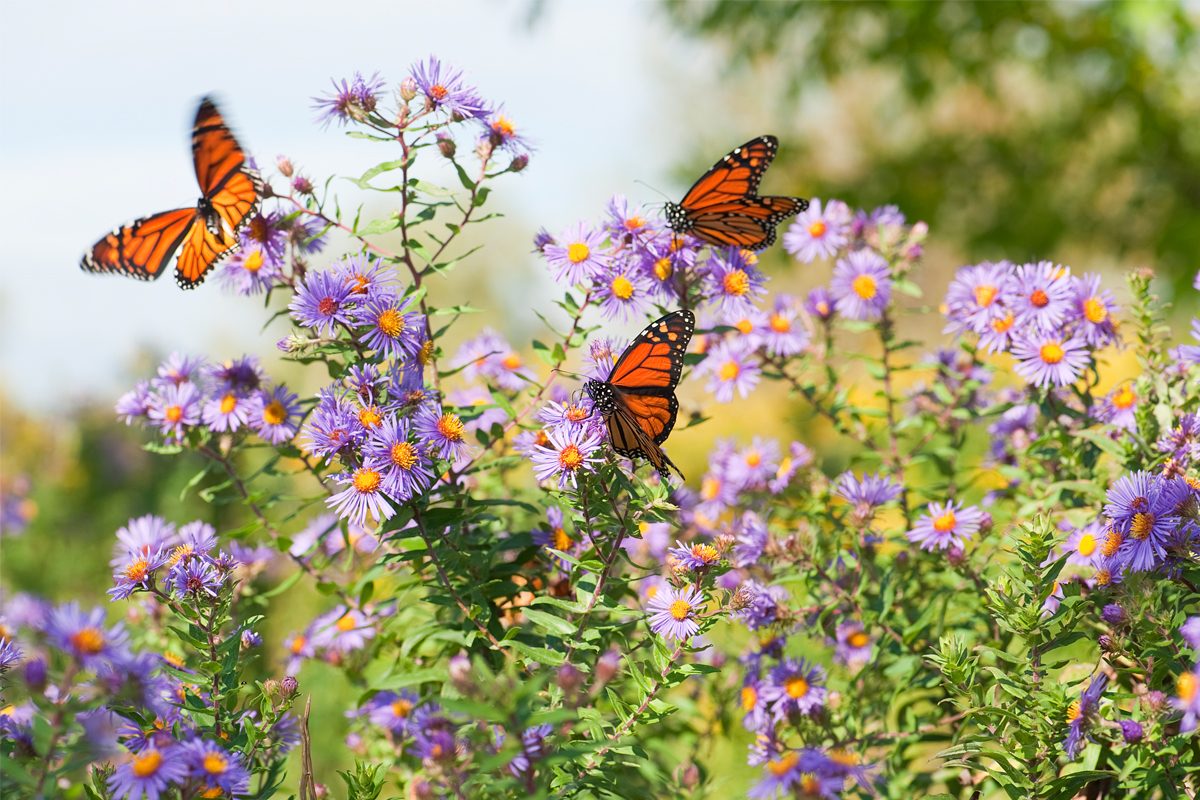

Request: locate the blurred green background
(3, 0), (1199, 794)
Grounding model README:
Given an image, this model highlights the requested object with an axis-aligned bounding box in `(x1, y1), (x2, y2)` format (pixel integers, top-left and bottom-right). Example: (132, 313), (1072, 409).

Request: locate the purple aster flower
(302, 389), (364, 462)
(507, 724), (554, 778)
(834, 471), (903, 524)
(739, 674), (772, 732)
(977, 307), (1018, 353)
(749, 748), (842, 800)
(831, 248), (892, 321)
(734, 581), (787, 630)
(454, 329), (534, 392)
(1105, 471), (1183, 572)
(584, 337), (627, 381)
(112, 515), (177, 566)
(943, 261), (1016, 335)
(530, 424), (604, 490)
(311, 606), (376, 654)
(1098, 382), (1138, 432)
(181, 739), (250, 795)
(365, 690), (419, 736)
(783, 198), (852, 263)
(595, 260), (653, 322)
(1118, 719), (1144, 744)
(480, 109), (530, 156)
(207, 356), (265, 396)
(0, 636), (22, 671)
(725, 438), (780, 491)
(732, 511), (768, 567)
(1175, 666), (1200, 732)
(152, 352), (205, 390)
(409, 56), (490, 119)
(1071, 273), (1119, 347)
(1010, 332), (1089, 387)
(147, 383), (201, 441)
(759, 294), (810, 357)
(201, 390), (249, 433)
(313, 71), (385, 127)
(1062, 521), (1104, 568)
(835, 621), (873, 668)
(761, 658), (827, 717)
(705, 248), (768, 314)
(1182, 617), (1200, 650)
(637, 234), (692, 302)
(1101, 603), (1127, 626)
(543, 222), (607, 286)
(167, 557), (222, 599)
(241, 630), (263, 649)
(335, 253), (393, 297)
(1157, 413), (1200, 465)
(1012, 261), (1073, 333)
(115, 381), (153, 425)
(646, 585), (703, 641)
(46, 603), (127, 667)
(1065, 673), (1107, 759)
(906, 500), (985, 551)
(218, 227), (285, 295)
(354, 290), (425, 361)
(108, 744), (188, 800)
(699, 339), (761, 402)
(768, 441), (812, 494)
(805, 286), (835, 322)
(247, 385), (301, 445)
(538, 397), (598, 436)
(289, 269), (356, 337)
(604, 194), (653, 242)
(108, 546), (170, 601)
(1175, 319), (1200, 365)
(414, 404), (471, 462)
(669, 539), (723, 571)
(362, 415), (434, 502)
(326, 466), (395, 526)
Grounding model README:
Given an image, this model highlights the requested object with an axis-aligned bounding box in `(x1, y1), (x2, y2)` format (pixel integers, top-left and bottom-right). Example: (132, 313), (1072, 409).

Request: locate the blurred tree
(663, 0), (1200, 293)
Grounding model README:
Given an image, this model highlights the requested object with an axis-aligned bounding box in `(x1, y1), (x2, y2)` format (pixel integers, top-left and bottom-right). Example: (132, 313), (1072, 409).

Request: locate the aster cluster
(115, 352), (301, 445)
(107, 514), (241, 602)
(281, 601), (393, 674)
(217, 210), (327, 297)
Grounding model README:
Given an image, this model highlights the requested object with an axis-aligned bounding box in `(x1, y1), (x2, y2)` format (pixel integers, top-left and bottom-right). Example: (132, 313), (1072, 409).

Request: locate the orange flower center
(786, 676), (809, 699)
(124, 558), (150, 582)
(553, 527), (572, 551)
(768, 751), (799, 777)
(352, 468), (381, 494)
(700, 477), (721, 501)
(973, 284), (998, 307)
(566, 242), (590, 264)
(1066, 700), (1081, 723)
(1030, 288), (1049, 308)
(610, 275), (635, 300)
(807, 219), (827, 238)
(848, 631), (870, 648)
(689, 544), (720, 564)
(336, 614), (356, 632)
(623, 215), (645, 231)
(502, 353), (522, 370)
(71, 628), (105, 655)
(852, 273), (877, 300)
(392, 698), (414, 717)
(132, 750), (163, 778)
(219, 393), (238, 414)
(1179, 671), (1198, 702)
(436, 413), (464, 442)
(1040, 342), (1065, 364)
(1083, 297), (1108, 324)
(991, 311), (1015, 333)
(243, 249), (264, 273)
(429, 84), (448, 100)
(565, 405), (589, 422)
(740, 685), (758, 711)
(203, 752), (228, 775)
(376, 308), (405, 338)
(1113, 385), (1136, 409)
(932, 510), (957, 532)
(317, 296), (338, 316)
(1130, 512), (1155, 540)
(165, 405), (183, 423)
(723, 269), (750, 297)
(558, 444), (584, 470)
(390, 442), (417, 470)
(653, 257), (673, 281)
(719, 360), (741, 381)
(289, 635), (307, 654)
(491, 116), (515, 137)
(358, 406), (382, 429)
(769, 313), (791, 333)
(263, 399), (286, 426)
(735, 318), (754, 334)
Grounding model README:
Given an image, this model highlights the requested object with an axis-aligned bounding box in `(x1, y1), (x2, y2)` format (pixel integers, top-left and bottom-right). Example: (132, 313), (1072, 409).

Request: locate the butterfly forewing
(606, 309), (695, 391)
(81, 208), (198, 280)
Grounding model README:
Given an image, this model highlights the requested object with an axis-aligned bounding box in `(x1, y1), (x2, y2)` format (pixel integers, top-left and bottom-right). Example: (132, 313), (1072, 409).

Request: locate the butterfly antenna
(634, 180), (672, 209)
(551, 367), (585, 381)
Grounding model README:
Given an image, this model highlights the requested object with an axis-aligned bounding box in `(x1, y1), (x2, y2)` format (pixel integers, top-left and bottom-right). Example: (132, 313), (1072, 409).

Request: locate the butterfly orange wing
(81, 208), (198, 281)
(607, 309), (695, 391)
(174, 215), (238, 289)
(679, 136), (781, 210)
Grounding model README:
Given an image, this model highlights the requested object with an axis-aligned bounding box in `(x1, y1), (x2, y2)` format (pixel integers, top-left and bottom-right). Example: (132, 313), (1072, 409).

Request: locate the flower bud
(275, 155), (294, 177)
(1144, 690), (1167, 711)
(594, 648), (621, 687)
(448, 651), (472, 693)
(23, 658), (47, 692)
(409, 778), (435, 800)
(241, 630), (263, 649)
(399, 77), (418, 102)
(436, 132), (456, 159)
(291, 175), (314, 195)
(509, 154), (529, 173)
(1098, 634), (1115, 653)
(1118, 719), (1144, 743)
(281, 675), (299, 699)
(556, 663), (583, 694)
(1101, 603), (1127, 626)
(946, 545), (966, 567)
(678, 762), (700, 789)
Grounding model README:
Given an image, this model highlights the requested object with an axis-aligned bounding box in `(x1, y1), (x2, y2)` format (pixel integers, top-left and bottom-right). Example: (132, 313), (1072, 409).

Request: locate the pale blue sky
(0, 0), (750, 410)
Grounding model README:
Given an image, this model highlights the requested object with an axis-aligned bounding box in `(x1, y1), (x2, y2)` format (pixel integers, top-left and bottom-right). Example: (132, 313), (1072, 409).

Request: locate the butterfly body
(81, 97), (260, 290)
(664, 135), (807, 250)
(585, 309), (695, 480)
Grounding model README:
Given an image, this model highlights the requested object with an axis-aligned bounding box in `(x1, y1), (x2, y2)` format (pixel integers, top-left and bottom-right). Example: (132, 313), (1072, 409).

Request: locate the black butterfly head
(662, 202), (691, 234)
(583, 380), (616, 416)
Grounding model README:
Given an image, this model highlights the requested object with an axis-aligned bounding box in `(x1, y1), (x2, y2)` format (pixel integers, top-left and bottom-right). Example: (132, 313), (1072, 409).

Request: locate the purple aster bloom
(831, 248), (892, 321)
(750, 748), (842, 800)
(1065, 673), (1108, 759)
(167, 557), (222, 599)
(637, 234), (692, 302)
(46, 603), (127, 668)
(361, 415), (434, 502)
(289, 269), (356, 337)
(480, 109), (530, 156)
(207, 356), (265, 396)
(152, 352), (206, 390)
(313, 71), (385, 127)
(412, 722), (459, 764)
(725, 437), (780, 491)
(943, 261), (1016, 335)
(177, 521), (217, 554)
(584, 337), (627, 381)
(247, 384), (301, 445)
(543, 221), (607, 285)
(345, 364), (384, 404)
(326, 466), (395, 526)
(739, 674), (771, 732)
(1011, 332), (1089, 387)
(768, 441), (812, 494)
(1157, 413), (1200, 465)
(530, 424), (604, 490)
(108, 744), (188, 800)
(147, 383), (201, 441)
(1105, 472), (1183, 572)
(181, 738), (250, 795)
(1012, 261), (1073, 333)
(218, 228), (285, 296)
(734, 581), (786, 630)
(335, 253), (393, 297)
(783, 198), (852, 263)
(1071, 273), (1119, 347)
(669, 539), (723, 571)
(454, 329), (534, 391)
(108, 546), (170, 601)
(906, 500), (985, 551)
(805, 286), (835, 322)
(1097, 382), (1139, 432)
(302, 389), (364, 461)
(732, 511), (768, 567)
(241, 629), (263, 649)
(112, 515), (177, 566)
(311, 606), (376, 653)
(604, 194), (653, 242)
(508, 724), (554, 778)
(538, 397), (599, 436)
(365, 690), (419, 736)
(1182, 617), (1200, 650)
(595, 259), (653, 322)
(409, 56), (490, 119)
(646, 585), (704, 641)
(835, 471), (903, 523)
(1062, 521), (1104, 568)
(115, 381), (153, 425)
(705, 248), (768, 314)
(700, 339), (761, 402)
(202, 389), (249, 433)
(988, 401), (1038, 463)
(761, 658), (827, 717)
(0, 636), (21, 670)
(759, 294), (810, 357)
(1174, 665), (1200, 732)
(532, 227), (555, 253)
(835, 621), (873, 668)
(977, 306), (1018, 353)
(414, 403), (472, 462)
(354, 290), (425, 361)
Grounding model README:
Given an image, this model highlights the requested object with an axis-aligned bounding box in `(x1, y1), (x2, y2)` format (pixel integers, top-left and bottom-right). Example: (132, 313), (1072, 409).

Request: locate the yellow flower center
(376, 308), (405, 338)
(735, 318), (754, 334)
(1077, 533), (1097, 557)
(786, 676), (809, 699)
(1113, 385), (1136, 409)
(165, 405), (183, 423)
(718, 360), (741, 381)
(1101, 530), (1123, 557)
(610, 275), (635, 300)
(741, 685), (758, 711)
(71, 628), (105, 655)
(558, 444), (584, 470)
(1084, 297), (1108, 324)
(769, 313), (791, 333)
(800, 774), (821, 795)
(807, 220), (827, 238)
(768, 751), (799, 777)
(932, 510), (957, 533)
(745, 451), (762, 468)
(132, 750), (163, 778)
(1130, 512), (1155, 540)
(392, 698), (414, 717)
(565, 405), (589, 422)
(289, 635), (307, 654)
(203, 752), (228, 775)
(852, 273), (877, 300)
(740, 249), (758, 265)
(162, 652), (184, 667)
(336, 614), (356, 632)
(973, 284), (998, 307)
(124, 558), (150, 582)
(491, 116), (515, 137)
(690, 544), (720, 564)
(1040, 342), (1065, 365)
(566, 242), (590, 264)
(553, 527), (572, 551)
(722, 269), (750, 297)
(418, 340), (435, 366)
(168, 544), (193, 567)
(815, 301), (830, 316)
(848, 631), (870, 648)
(700, 477), (721, 501)
(991, 311), (1015, 333)
(219, 393), (238, 414)
(1179, 671), (1198, 703)
(437, 413), (464, 442)
(669, 599), (692, 621)
(653, 257), (673, 282)
(1066, 700), (1081, 723)
(502, 353), (522, 370)
(352, 468), (381, 494)
(358, 406), (382, 429)
(262, 399), (286, 426)
(243, 249), (264, 273)
(0, 705), (12, 717)
(1030, 288), (1049, 308)
(645, 584), (659, 600)
(390, 442), (417, 470)
(201, 788), (222, 799)
(1095, 567), (1112, 586)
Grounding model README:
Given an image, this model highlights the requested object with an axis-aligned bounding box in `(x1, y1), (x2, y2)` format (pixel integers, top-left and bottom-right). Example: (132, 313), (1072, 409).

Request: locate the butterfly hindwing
(175, 216), (239, 289)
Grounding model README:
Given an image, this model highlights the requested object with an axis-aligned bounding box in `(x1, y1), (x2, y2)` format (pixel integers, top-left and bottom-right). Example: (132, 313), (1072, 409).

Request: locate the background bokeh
(3, 0), (1199, 792)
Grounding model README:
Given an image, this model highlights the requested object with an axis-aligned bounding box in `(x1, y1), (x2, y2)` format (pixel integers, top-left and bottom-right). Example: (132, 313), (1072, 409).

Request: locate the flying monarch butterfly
(663, 135), (807, 250)
(81, 96), (261, 289)
(584, 309), (695, 480)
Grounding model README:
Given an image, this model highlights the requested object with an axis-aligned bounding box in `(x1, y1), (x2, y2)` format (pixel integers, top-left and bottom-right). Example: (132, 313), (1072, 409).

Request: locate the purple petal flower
(831, 249), (892, 321)
(943, 261), (1016, 335)
(108, 744), (188, 800)
(645, 585), (703, 641)
(761, 657), (827, 717)
(248, 385), (301, 445)
(313, 71), (385, 127)
(906, 500), (985, 551)
(326, 467), (395, 526)
(181, 739), (251, 795)
(364, 690), (419, 737)
(361, 415), (434, 502)
(115, 381), (153, 425)
(805, 286), (835, 322)
(414, 404), (472, 462)
(1071, 273), (1119, 347)
(354, 291), (425, 361)
(410, 57), (490, 119)
(543, 222), (607, 286)
(1012, 261), (1073, 334)
(153, 353), (206, 390)
(147, 384), (201, 441)
(46, 603), (128, 668)
(835, 471), (903, 522)
(1010, 332), (1089, 387)
(699, 340), (761, 402)
(454, 329), (533, 391)
(705, 248), (768, 315)
(530, 425), (604, 489)
(595, 260), (653, 322)
(759, 294), (810, 357)
(289, 270), (356, 337)
(783, 198), (851, 263)
(835, 622), (873, 668)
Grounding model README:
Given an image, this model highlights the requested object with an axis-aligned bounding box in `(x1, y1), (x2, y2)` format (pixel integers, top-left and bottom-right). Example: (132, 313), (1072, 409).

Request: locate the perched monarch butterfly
(81, 96), (261, 289)
(663, 135), (807, 250)
(584, 309), (695, 480)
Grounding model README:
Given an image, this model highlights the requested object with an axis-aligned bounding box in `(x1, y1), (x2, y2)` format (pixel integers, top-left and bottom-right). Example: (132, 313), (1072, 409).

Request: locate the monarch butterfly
(663, 135), (807, 250)
(81, 96), (261, 289)
(584, 309), (695, 480)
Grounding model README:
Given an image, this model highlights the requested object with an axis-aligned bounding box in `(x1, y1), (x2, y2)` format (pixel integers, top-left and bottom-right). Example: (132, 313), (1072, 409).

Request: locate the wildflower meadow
(6, 52), (1200, 800)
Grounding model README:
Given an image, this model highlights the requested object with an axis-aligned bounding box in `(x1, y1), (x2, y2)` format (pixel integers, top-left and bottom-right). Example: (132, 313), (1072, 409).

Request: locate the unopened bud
(23, 658), (47, 692)
(678, 762), (700, 789)
(594, 649), (620, 686)
(436, 132), (456, 159)
(399, 77), (418, 102)
(262, 679), (280, 698)
(946, 545), (966, 567)
(556, 663), (583, 694)
(409, 778), (434, 800)
(1119, 719), (1144, 743)
(291, 175), (314, 195)
(275, 155), (294, 177)
(1098, 634), (1115, 653)
(1101, 604), (1127, 626)
(448, 652), (472, 693)
(510, 154), (529, 173)
(281, 675), (299, 699)
(1144, 690), (1167, 711)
